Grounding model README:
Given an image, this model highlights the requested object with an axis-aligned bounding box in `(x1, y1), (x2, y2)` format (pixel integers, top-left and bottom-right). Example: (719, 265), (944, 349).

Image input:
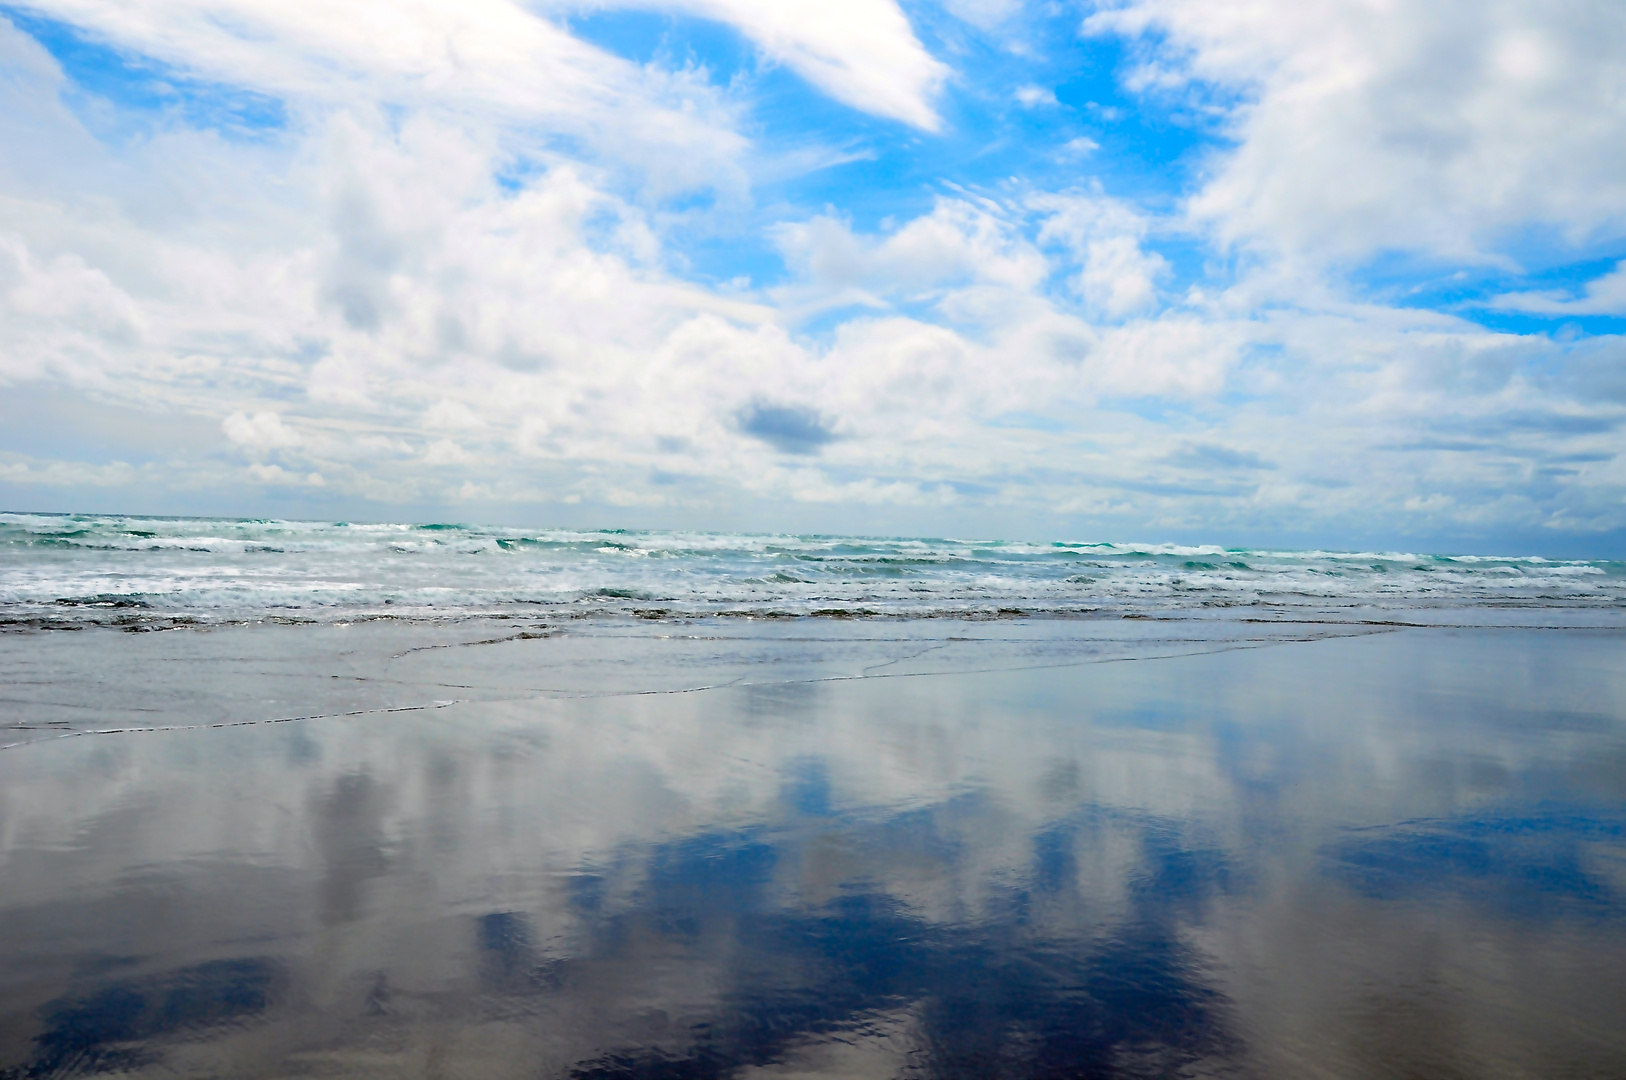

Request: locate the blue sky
(1, 0), (1624, 552)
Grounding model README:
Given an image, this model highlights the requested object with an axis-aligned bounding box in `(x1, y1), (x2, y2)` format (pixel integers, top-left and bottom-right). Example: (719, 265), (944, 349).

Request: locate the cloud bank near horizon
(1, 0), (1624, 548)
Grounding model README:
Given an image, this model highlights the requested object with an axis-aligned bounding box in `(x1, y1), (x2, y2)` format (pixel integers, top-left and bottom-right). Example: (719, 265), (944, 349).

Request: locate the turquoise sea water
(4, 512), (1624, 630)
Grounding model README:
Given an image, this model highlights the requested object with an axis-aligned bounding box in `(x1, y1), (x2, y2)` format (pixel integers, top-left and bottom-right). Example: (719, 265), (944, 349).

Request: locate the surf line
(0, 700), (465, 752)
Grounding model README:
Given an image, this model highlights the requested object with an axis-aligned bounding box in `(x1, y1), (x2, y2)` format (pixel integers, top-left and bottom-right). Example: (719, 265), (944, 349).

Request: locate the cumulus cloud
(1014, 85), (1058, 108)
(1086, 0), (1626, 263)
(223, 411), (302, 450)
(772, 198), (1048, 314)
(1034, 191), (1168, 317)
(1077, 236), (1167, 318)
(0, 232), (145, 382)
(246, 462), (323, 485)
(1089, 317), (1244, 398)
(423, 438), (475, 465)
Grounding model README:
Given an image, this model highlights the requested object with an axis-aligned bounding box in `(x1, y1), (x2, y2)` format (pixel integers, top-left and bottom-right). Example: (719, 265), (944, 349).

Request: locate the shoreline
(5, 611), (1581, 744)
(5, 616), (1624, 749)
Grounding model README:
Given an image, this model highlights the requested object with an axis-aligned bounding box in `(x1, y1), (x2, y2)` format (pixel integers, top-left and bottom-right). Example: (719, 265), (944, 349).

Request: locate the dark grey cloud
(739, 402), (837, 455)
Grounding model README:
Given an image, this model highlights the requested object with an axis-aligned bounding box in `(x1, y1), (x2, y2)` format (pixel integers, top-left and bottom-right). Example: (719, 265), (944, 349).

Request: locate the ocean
(2, 512), (1624, 1078)
(5, 512), (1624, 629)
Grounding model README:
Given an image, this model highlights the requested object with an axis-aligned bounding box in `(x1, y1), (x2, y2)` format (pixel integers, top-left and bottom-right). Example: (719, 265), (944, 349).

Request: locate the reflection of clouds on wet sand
(0, 629), (1623, 1076)
(1198, 841), (1626, 1078)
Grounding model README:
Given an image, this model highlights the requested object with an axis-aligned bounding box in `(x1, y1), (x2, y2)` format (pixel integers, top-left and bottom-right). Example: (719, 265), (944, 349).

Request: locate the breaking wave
(3, 512), (1623, 630)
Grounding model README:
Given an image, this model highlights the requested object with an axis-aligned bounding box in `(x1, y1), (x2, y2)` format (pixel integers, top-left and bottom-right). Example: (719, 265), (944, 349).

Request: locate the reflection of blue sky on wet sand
(2, 629), (1624, 1077)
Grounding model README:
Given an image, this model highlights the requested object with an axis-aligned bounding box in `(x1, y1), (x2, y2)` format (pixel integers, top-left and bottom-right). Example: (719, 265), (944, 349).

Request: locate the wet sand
(2, 625), (1624, 1077)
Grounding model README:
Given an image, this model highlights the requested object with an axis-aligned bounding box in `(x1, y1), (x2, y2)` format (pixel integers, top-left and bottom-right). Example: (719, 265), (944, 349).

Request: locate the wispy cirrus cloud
(1489, 261), (1626, 315)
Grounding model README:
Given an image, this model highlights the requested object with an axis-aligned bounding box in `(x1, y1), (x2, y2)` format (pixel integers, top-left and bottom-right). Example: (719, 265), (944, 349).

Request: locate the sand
(1, 623), (1623, 1077)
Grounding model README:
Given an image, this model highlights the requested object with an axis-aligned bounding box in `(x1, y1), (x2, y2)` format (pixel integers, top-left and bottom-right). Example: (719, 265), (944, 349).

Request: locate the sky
(1, 0), (1624, 552)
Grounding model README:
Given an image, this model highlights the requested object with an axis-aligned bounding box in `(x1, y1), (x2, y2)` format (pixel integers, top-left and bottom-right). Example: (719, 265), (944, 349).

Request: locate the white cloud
(9, 96), (1617, 538)
(1089, 317), (1244, 398)
(0, 454), (141, 487)
(941, 0), (1020, 30)
(1014, 84), (1058, 108)
(1034, 191), (1168, 317)
(245, 461), (324, 485)
(1078, 236), (1167, 318)
(29, 0), (946, 147)
(424, 400), (485, 430)
(23, 0), (752, 196)
(1490, 261), (1626, 315)
(352, 434), (415, 458)
(1086, 0), (1626, 263)
(223, 411), (302, 450)
(631, 0), (949, 130)
(423, 438), (475, 465)
(0, 232), (145, 383)
(771, 198), (1049, 313)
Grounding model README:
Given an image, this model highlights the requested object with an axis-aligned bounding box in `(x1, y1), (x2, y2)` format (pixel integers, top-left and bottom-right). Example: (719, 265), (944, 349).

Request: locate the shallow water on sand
(1, 626), (1624, 1078)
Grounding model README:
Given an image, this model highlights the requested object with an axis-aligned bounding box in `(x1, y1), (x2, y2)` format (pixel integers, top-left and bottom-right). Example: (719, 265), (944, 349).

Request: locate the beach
(3, 622), (1625, 1076)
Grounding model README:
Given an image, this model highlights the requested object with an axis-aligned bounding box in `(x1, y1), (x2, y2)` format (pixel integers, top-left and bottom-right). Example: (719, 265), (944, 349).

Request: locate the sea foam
(3, 512), (1623, 630)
